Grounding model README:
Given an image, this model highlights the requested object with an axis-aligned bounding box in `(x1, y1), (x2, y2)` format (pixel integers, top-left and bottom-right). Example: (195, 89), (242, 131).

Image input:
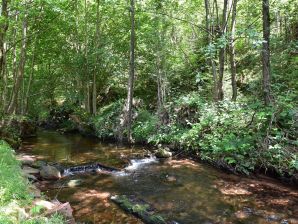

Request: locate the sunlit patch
(166, 159), (199, 169)
(218, 184), (252, 195)
(270, 198), (290, 206)
(235, 210), (251, 219)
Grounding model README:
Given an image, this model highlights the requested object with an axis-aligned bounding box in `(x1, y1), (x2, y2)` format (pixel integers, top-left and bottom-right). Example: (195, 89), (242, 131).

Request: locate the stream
(20, 130), (298, 224)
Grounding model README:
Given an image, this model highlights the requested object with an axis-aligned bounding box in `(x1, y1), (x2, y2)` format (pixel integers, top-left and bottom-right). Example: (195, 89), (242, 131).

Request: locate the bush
(93, 100), (124, 139)
(132, 110), (158, 142)
(132, 93), (297, 176)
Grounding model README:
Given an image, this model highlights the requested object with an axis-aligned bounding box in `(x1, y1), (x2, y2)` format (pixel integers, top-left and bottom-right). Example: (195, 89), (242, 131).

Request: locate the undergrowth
(0, 140), (65, 224)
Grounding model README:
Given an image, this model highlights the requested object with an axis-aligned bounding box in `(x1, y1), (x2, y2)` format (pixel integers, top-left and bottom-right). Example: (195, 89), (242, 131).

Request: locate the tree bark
(84, 0), (90, 113)
(204, 0), (218, 101)
(262, 0), (272, 105)
(217, 0), (228, 101)
(7, 13), (28, 114)
(92, 0), (101, 115)
(126, 0), (136, 143)
(24, 38), (37, 114)
(0, 0), (9, 80)
(229, 0), (237, 101)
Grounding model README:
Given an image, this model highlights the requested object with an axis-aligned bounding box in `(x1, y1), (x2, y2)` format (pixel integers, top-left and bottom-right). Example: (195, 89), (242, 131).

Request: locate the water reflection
(21, 130), (298, 224)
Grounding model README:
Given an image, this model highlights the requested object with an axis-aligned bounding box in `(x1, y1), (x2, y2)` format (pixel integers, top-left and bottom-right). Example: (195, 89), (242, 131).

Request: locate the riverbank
(0, 140), (68, 223)
(39, 97), (297, 186)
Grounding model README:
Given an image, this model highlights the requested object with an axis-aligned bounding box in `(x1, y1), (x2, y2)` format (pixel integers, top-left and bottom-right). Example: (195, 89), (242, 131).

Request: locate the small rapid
(62, 155), (158, 177)
(124, 155), (158, 171)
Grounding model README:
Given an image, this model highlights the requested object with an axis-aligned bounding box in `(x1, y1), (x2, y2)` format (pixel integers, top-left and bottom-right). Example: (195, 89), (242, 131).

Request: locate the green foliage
(0, 141), (65, 224)
(134, 94), (297, 175)
(93, 100), (124, 139)
(0, 141), (30, 206)
(132, 110), (158, 142)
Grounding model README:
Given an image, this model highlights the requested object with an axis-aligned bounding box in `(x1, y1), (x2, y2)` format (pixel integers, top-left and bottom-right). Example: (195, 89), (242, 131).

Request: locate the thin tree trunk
(156, 16), (166, 121)
(126, 0), (136, 143)
(83, 0), (90, 113)
(1, 44), (8, 111)
(217, 0), (228, 101)
(204, 0), (218, 101)
(229, 0), (237, 101)
(92, 0), (100, 115)
(7, 13), (28, 114)
(262, 0), (272, 105)
(24, 38), (37, 114)
(0, 0), (9, 80)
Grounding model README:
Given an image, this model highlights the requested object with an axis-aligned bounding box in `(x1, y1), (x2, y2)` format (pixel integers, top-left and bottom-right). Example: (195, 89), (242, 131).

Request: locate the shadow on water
(21, 130), (298, 224)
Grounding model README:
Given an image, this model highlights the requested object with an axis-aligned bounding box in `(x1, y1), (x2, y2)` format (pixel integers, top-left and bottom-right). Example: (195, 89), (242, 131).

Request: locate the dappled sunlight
(20, 131), (298, 224)
(165, 159), (200, 169)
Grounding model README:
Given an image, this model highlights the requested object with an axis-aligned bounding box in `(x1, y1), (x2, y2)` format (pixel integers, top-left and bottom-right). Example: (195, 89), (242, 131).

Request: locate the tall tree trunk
(262, 0), (272, 105)
(204, 0), (218, 101)
(7, 13), (28, 114)
(84, 0), (90, 113)
(92, 0), (100, 115)
(0, 0), (9, 80)
(126, 0), (136, 143)
(217, 0), (228, 101)
(24, 38), (37, 114)
(229, 0), (237, 101)
(156, 13), (166, 122)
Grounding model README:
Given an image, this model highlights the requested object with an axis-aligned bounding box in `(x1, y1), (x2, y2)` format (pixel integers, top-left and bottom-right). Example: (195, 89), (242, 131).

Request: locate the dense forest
(0, 0), (297, 223)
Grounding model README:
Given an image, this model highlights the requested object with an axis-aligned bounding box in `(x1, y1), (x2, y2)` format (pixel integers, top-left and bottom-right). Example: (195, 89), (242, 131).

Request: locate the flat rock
(22, 166), (40, 174)
(33, 199), (56, 210)
(17, 154), (36, 166)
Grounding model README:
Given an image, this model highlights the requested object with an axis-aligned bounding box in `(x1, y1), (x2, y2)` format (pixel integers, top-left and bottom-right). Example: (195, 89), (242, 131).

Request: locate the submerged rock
(40, 165), (61, 180)
(155, 148), (172, 159)
(67, 179), (82, 188)
(111, 195), (177, 224)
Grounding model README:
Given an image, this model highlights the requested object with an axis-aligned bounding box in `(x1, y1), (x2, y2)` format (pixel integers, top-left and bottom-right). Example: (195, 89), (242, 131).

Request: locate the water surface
(21, 130), (298, 224)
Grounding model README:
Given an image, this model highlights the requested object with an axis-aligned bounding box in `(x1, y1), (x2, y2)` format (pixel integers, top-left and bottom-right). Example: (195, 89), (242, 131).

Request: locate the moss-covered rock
(155, 148), (172, 159)
(111, 195), (176, 224)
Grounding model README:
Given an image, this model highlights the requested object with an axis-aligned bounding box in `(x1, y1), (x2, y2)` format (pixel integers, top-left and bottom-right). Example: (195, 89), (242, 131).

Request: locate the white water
(124, 155), (158, 171)
(112, 155), (158, 177)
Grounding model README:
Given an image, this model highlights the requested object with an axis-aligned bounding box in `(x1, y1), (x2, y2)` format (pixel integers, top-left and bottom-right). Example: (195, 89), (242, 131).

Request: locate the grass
(0, 140), (65, 224)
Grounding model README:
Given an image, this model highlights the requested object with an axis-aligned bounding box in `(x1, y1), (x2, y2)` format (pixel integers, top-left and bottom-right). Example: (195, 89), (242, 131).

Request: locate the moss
(111, 195), (168, 224)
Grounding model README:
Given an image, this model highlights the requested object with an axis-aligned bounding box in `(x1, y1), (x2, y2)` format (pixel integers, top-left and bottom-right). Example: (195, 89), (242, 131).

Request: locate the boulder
(155, 148), (172, 159)
(40, 165), (61, 180)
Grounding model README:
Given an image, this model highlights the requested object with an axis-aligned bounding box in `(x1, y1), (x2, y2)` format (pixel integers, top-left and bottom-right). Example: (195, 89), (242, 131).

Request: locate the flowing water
(20, 130), (298, 224)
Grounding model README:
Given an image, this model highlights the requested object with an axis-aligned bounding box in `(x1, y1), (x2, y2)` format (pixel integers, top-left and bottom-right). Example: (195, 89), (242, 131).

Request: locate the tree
(262, 0), (272, 105)
(7, 10), (28, 114)
(126, 0), (136, 143)
(217, 0), (228, 101)
(229, 0), (238, 101)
